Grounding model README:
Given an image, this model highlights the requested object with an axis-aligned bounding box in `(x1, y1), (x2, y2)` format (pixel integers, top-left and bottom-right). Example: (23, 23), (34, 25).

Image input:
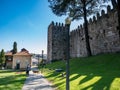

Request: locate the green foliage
(103, 0), (117, 8)
(0, 49), (5, 67)
(111, 0), (118, 8)
(13, 41), (17, 54)
(41, 53), (120, 90)
(48, 0), (71, 16)
(48, 0), (102, 20)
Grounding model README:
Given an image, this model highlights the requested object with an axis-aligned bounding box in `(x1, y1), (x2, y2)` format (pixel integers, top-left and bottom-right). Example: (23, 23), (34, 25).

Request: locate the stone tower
(47, 21), (67, 62)
(47, 5), (120, 61)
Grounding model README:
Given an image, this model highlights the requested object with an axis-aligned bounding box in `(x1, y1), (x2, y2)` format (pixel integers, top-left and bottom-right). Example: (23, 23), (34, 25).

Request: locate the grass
(40, 53), (120, 90)
(0, 70), (26, 90)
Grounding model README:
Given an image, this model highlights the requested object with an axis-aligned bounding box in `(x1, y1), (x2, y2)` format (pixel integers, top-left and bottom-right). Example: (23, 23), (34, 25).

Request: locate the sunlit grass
(40, 53), (120, 90)
(79, 76), (101, 89)
(110, 78), (120, 90)
(0, 70), (26, 90)
(70, 74), (87, 90)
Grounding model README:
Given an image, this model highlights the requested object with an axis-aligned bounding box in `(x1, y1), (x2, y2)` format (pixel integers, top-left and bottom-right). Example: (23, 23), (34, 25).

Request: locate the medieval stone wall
(70, 26), (87, 57)
(70, 5), (120, 57)
(47, 5), (120, 61)
(47, 22), (53, 62)
(47, 22), (67, 62)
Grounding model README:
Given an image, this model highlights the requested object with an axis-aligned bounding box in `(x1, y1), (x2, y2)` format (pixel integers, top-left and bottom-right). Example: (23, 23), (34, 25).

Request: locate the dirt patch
(15, 71), (23, 74)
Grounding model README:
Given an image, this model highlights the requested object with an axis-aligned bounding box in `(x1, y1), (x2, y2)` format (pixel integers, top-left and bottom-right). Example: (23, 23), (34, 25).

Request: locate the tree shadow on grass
(70, 74), (82, 81)
(45, 70), (64, 79)
(53, 81), (65, 90)
(0, 74), (25, 84)
(0, 69), (13, 73)
(44, 54), (120, 90)
(44, 71), (66, 89)
(70, 67), (120, 90)
(77, 75), (119, 90)
(0, 72), (26, 90)
(68, 54), (120, 90)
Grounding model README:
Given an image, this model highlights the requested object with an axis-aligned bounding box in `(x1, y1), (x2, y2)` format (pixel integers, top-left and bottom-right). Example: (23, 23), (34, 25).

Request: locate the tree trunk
(111, 0), (120, 37)
(111, 0), (117, 8)
(117, 0), (120, 37)
(83, 1), (92, 56)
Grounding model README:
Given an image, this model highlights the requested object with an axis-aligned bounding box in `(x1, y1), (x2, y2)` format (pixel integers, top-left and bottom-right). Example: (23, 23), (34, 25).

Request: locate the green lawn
(0, 70), (26, 90)
(40, 53), (120, 90)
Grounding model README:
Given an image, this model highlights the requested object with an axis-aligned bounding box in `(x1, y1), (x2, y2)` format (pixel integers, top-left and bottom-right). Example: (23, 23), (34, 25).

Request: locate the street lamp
(37, 55), (40, 66)
(42, 50), (44, 61)
(41, 50), (44, 73)
(65, 17), (71, 90)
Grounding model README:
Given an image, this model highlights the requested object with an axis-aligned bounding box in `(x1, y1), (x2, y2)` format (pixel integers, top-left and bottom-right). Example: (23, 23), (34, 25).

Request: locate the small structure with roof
(5, 48), (32, 70)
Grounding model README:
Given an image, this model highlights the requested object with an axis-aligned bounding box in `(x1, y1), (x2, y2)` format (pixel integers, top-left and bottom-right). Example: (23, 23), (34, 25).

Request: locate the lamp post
(65, 17), (71, 90)
(37, 55), (40, 66)
(42, 50), (44, 61)
(41, 50), (44, 73)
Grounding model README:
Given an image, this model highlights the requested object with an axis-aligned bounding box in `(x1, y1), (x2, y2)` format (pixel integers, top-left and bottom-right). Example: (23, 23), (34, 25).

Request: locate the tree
(0, 49), (5, 67)
(13, 41), (17, 54)
(103, 0), (119, 9)
(48, 0), (101, 56)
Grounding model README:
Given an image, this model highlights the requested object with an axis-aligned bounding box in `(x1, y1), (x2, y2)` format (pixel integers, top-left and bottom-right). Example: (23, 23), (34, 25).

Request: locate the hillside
(40, 53), (120, 90)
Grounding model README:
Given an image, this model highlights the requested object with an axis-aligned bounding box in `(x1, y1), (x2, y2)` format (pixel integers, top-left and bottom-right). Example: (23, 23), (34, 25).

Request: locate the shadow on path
(22, 66), (55, 90)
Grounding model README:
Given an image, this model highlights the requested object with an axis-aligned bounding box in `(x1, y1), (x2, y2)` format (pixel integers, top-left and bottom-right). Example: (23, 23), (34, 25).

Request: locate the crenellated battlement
(47, 5), (120, 61)
(47, 21), (67, 61)
(87, 5), (115, 24)
(48, 21), (65, 28)
(70, 5), (119, 57)
(71, 5), (116, 37)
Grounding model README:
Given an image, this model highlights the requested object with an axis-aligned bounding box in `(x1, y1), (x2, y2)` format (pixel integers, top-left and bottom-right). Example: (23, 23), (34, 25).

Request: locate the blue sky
(0, 0), (111, 54)
(0, 0), (69, 54)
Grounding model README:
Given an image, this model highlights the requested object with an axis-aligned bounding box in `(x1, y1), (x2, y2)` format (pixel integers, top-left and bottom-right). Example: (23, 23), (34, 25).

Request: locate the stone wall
(70, 26), (87, 57)
(47, 5), (120, 61)
(47, 22), (67, 62)
(70, 5), (120, 57)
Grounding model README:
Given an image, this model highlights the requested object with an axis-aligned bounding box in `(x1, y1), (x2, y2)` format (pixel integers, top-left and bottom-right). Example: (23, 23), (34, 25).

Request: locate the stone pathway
(22, 67), (55, 90)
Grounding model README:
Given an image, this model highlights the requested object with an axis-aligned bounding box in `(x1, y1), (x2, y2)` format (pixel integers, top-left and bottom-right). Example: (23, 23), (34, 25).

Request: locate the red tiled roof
(14, 51), (32, 56)
(5, 52), (13, 56)
(5, 48), (32, 56)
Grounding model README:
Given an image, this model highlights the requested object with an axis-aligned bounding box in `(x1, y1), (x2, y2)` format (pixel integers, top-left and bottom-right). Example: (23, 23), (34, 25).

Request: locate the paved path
(22, 66), (55, 90)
